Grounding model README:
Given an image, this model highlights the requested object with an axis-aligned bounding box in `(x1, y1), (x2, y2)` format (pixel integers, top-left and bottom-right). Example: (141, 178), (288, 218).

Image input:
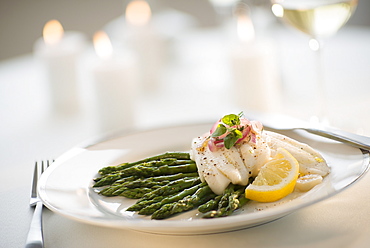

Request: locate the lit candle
(34, 19), (86, 114)
(92, 31), (138, 133)
(125, 0), (165, 91)
(230, 9), (281, 113)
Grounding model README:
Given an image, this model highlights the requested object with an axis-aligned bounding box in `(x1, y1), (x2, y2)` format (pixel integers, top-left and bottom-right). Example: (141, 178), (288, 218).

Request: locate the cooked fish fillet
(190, 135), (232, 195)
(190, 129), (330, 195)
(265, 131), (330, 176)
(238, 135), (271, 177)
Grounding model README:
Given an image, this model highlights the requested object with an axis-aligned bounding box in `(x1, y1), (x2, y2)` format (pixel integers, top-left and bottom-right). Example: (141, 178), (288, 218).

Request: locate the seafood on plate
(93, 112), (331, 219)
(190, 113), (330, 197)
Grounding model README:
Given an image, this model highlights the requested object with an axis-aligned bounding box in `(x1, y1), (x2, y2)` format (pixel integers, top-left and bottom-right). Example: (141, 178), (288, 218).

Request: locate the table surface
(2, 20), (370, 248)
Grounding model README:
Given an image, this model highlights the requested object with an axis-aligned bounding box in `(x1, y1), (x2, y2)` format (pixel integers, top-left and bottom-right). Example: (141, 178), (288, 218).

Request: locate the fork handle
(305, 127), (370, 151)
(25, 201), (44, 248)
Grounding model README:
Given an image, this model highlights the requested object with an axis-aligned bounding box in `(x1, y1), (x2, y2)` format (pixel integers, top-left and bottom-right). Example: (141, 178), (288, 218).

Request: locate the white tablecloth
(1, 24), (370, 248)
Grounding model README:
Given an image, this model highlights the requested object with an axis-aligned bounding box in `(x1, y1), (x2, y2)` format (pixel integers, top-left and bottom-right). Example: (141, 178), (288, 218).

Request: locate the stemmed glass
(270, 0), (358, 125)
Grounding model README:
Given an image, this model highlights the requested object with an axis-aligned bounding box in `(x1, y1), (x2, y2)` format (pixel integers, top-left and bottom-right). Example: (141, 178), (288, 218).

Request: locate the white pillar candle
(125, 0), (165, 91)
(92, 31), (138, 133)
(230, 12), (281, 113)
(34, 20), (85, 114)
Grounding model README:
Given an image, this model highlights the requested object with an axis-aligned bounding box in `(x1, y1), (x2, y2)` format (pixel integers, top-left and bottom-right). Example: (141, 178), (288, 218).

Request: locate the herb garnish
(211, 113), (245, 149)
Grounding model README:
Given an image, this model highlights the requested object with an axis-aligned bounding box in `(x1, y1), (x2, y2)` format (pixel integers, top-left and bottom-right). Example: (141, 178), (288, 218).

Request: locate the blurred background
(1, 0), (370, 157)
(3, 2), (370, 247)
(1, 0), (370, 61)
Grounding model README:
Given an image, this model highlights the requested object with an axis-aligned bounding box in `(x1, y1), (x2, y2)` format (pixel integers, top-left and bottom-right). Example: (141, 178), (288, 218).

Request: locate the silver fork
(246, 112), (370, 151)
(25, 160), (52, 248)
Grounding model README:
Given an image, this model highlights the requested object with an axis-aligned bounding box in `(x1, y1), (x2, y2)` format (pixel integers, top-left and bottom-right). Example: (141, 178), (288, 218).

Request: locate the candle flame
(272, 4), (284, 18)
(93, 31), (113, 60)
(43, 19), (64, 45)
(309, 38), (320, 51)
(237, 14), (255, 42)
(126, 0), (151, 26)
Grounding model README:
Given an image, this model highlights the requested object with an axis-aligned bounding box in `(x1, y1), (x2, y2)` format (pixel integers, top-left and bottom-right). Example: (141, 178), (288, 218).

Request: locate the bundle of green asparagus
(93, 151), (250, 219)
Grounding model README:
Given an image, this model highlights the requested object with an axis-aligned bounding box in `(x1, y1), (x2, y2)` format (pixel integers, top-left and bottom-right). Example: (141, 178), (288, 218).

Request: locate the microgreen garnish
(210, 112), (245, 149)
(221, 113), (241, 126)
(208, 112), (263, 151)
(223, 129), (243, 149)
(211, 124), (227, 137)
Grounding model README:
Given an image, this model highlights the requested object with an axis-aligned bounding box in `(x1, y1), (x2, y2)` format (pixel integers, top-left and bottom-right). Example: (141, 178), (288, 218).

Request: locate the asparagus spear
(99, 180), (171, 197)
(198, 195), (222, 213)
(202, 186), (248, 218)
(112, 175), (138, 185)
(98, 184), (123, 196)
(93, 163), (197, 187)
(127, 194), (175, 212)
(114, 172), (198, 186)
(95, 159), (178, 182)
(100, 173), (199, 197)
(140, 177), (201, 201)
(93, 173), (132, 187)
(94, 158), (187, 184)
(127, 178), (201, 212)
(119, 187), (162, 199)
(98, 152), (191, 175)
(123, 173), (198, 186)
(116, 163), (197, 178)
(138, 182), (206, 215)
(151, 185), (216, 220)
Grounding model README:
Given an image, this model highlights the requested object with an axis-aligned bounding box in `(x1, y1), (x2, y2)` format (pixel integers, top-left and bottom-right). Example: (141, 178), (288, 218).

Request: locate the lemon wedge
(245, 148), (299, 202)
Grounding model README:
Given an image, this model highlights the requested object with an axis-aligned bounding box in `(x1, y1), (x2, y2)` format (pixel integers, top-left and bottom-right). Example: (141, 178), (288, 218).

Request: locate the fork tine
(47, 159), (52, 169)
(46, 160), (52, 170)
(31, 162), (38, 199)
(31, 159), (53, 202)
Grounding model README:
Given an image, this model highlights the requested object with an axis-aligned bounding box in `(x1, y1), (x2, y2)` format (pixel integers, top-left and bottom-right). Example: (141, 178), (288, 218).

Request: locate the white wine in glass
(271, 0), (358, 124)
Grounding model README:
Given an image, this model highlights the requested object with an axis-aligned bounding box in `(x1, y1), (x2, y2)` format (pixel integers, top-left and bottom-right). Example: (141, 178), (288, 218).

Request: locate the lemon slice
(245, 148), (299, 202)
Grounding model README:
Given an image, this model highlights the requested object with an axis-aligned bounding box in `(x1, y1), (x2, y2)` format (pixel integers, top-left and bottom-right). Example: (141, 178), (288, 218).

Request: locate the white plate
(38, 123), (369, 234)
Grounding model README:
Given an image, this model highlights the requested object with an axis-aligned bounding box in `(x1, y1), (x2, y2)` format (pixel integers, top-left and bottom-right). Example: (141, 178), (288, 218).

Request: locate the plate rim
(38, 122), (370, 234)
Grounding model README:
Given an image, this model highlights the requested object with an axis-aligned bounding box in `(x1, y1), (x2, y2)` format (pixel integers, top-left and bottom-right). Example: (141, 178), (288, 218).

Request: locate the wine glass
(270, 0), (358, 125)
